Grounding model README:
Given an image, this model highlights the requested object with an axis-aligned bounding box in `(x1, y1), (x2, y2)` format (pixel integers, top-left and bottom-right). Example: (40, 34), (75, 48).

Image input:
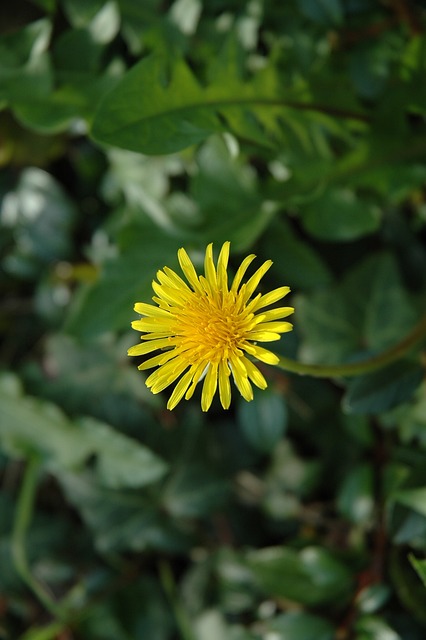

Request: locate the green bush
(1, 1), (426, 638)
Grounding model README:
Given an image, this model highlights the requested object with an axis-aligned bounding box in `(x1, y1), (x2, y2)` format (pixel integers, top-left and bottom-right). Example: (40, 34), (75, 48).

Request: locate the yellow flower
(128, 242), (293, 411)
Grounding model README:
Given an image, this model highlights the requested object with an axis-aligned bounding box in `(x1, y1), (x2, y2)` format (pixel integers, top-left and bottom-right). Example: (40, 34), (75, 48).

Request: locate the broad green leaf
(0, 18), (51, 67)
(343, 361), (423, 415)
(341, 253), (418, 351)
(337, 464), (374, 524)
(65, 222), (181, 337)
(62, 0), (107, 25)
(259, 218), (332, 289)
(297, 253), (418, 365)
(0, 19), (52, 105)
(237, 389), (287, 454)
(300, 187), (381, 241)
(59, 472), (190, 553)
(299, 0), (343, 25)
(78, 578), (173, 640)
(246, 546), (353, 606)
(162, 464), (229, 517)
(189, 136), (272, 247)
(266, 611), (335, 640)
(24, 333), (156, 429)
(394, 488), (426, 519)
(0, 375), (168, 488)
(355, 615), (402, 640)
(1, 168), (76, 277)
(296, 289), (359, 364)
(410, 555), (426, 588)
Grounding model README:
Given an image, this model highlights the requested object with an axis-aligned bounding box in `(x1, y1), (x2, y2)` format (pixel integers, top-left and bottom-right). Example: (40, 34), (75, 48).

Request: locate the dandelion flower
(128, 242), (293, 411)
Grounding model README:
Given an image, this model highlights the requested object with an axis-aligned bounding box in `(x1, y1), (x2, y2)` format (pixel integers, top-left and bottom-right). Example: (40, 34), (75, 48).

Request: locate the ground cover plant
(1, 0), (426, 638)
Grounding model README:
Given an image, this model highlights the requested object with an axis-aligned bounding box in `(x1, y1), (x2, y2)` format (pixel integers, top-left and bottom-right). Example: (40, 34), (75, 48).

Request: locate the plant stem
(12, 457), (64, 620)
(158, 559), (196, 640)
(275, 312), (426, 378)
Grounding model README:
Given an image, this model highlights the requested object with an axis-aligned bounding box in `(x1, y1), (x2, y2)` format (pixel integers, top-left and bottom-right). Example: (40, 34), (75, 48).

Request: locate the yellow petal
(241, 357), (267, 389)
(201, 362), (218, 412)
(253, 286), (291, 311)
(185, 361), (208, 400)
(241, 260), (272, 304)
(251, 321), (293, 334)
(230, 254), (256, 293)
(248, 331), (281, 342)
(128, 337), (173, 356)
(178, 247), (202, 292)
(167, 370), (194, 410)
(137, 349), (176, 370)
(148, 358), (189, 393)
(204, 243), (217, 288)
(134, 302), (171, 318)
(249, 344), (280, 365)
(217, 241), (230, 292)
(218, 360), (231, 409)
(231, 366), (253, 402)
(253, 307), (294, 322)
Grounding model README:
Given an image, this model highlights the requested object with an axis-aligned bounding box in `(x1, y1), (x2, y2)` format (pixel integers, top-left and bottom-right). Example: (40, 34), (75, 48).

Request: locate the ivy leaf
(343, 361), (424, 415)
(247, 546), (353, 606)
(0, 375), (168, 488)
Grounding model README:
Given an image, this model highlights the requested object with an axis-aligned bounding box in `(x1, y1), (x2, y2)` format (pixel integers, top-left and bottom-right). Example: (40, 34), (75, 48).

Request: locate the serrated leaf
(91, 54), (327, 154)
(343, 361), (423, 415)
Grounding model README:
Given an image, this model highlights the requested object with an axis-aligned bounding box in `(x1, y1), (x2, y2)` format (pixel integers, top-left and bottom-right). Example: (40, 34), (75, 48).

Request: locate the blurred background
(1, 1), (426, 638)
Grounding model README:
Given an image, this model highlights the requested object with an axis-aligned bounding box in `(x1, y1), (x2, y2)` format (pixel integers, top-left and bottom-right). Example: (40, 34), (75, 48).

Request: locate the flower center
(172, 291), (252, 363)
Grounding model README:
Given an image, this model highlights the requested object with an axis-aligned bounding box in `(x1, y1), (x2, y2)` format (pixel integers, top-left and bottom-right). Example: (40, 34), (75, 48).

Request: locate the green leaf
(246, 546), (353, 606)
(188, 136), (271, 247)
(300, 187), (381, 241)
(237, 389), (287, 454)
(266, 611), (335, 640)
(91, 53), (324, 154)
(337, 464), (374, 525)
(65, 222), (181, 337)
(92, 55), (221, 154)
(343, 361), (424, 415)
(0, 375), (168, 488)
(299, 0), (343, 25)
(355, 615), (403, 640)
(259, 218), (332, 290)
(1, 168), (76, 277)
(341, 253), (418, 351)
(162, 464), (229, 517)
(0, 19), (52, 105)
(410, 555), (426, 588)
(296, 289), (359, 365)
(297, 253), (418, 365)
(59, 472), (190, 553)
(394, 488), (426, 519)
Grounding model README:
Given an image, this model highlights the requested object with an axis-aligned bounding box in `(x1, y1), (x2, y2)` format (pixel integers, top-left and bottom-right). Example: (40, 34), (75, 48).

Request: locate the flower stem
(275, 312), (426, 378)
(12, 457), (64, 620)
(158, 559), (196, 640)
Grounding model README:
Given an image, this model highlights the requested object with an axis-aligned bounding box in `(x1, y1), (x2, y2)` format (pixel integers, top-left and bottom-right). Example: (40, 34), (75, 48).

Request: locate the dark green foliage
(1, 1), (426, 639)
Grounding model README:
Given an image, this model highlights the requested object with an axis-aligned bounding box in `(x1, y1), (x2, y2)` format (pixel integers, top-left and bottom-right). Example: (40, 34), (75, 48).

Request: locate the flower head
(128, 242), (293, 411)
